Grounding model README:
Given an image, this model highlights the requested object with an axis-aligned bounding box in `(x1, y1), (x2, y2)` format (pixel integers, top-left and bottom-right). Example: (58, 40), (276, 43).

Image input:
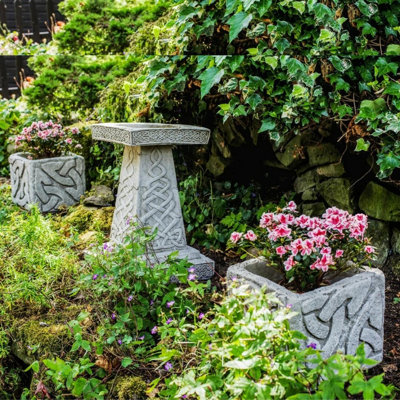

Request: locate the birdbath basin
(90, 123), (214, 280)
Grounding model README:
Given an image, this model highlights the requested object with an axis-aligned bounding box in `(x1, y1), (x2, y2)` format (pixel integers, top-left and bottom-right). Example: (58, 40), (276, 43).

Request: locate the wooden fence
(0, 0), (64, 98)
(0, 0), (64, 41)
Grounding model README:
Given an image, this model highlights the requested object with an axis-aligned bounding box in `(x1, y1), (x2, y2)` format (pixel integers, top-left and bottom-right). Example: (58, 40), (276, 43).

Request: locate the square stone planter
(227, 258), (384, 364)
(9, 152), (85, 213)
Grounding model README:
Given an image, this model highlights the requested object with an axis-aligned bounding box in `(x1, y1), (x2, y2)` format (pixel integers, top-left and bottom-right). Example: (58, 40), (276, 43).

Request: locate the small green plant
(179, 174), (274, 249)
(158, 285), (395, 400)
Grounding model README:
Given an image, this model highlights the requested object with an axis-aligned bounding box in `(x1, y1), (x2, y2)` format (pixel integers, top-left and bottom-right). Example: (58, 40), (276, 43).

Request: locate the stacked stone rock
(273, 134), (400, 270)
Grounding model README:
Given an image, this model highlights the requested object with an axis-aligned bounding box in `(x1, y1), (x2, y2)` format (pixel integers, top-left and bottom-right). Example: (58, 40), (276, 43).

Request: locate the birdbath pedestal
(90, 123), (214, 280)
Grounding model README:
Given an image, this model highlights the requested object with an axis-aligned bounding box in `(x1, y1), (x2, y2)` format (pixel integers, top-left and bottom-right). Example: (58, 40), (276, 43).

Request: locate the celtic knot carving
(226, 259), (384, 363)
(111, 146), (138, 241)
(300, 276), (383, 360)
(9, 155), (30, 207)
(91, 123), (210, 146)
(9, 153), (85, 213)
(142, 147), (185, 250)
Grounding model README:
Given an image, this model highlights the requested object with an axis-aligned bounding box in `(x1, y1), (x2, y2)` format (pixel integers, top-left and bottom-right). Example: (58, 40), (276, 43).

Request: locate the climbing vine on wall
(128, 0), (400, 178)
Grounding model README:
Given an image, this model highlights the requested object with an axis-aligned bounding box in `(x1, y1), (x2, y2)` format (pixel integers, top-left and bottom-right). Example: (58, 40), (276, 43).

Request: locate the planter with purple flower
(9, 121), (85, 213)
(227, 202), (384, 364)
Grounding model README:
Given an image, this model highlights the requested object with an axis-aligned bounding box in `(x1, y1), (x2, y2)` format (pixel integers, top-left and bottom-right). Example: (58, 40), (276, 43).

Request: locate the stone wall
(271, 125), (400, 269)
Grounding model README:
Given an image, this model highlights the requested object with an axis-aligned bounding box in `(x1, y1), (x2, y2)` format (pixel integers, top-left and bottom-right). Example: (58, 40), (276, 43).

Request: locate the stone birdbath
(90, 123), (214, 280)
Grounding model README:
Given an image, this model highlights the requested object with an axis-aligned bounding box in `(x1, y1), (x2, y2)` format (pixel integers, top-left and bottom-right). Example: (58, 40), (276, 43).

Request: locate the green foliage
(35, 222), (210, 398)
(55, 0), (171, 54)
(127, 0), (400, 178)
(159, 285), (395, 400)
(179, 173), (276, 248)
(0, 97), (41, 174)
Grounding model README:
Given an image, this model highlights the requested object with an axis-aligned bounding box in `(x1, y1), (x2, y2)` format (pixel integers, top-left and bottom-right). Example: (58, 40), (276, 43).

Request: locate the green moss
(59, 204), (114, 234)
(11, 305), (82, 362)
(114, 376), (147, 400)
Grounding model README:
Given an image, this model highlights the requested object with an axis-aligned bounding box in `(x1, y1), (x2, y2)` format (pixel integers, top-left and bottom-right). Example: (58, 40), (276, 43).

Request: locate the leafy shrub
(54, 0), (171, 54)
(159, 285), (395, 400)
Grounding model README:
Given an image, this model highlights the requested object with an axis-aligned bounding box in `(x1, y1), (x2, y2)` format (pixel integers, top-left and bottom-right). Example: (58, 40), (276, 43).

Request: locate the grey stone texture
(366, 219), (390, 267)
(90, 123), (214, 280)
(91, 122), (210, 146)
(9, 152), (85, 213)
(302, 188), (318, 201)
(318, 178), (353, 212)
(294, 169), (319, 193)
(83, 185), (114, 207)
(316, 163), (345, 178)
(275, 135), (303, 167)
(301, 202), (326, 217)
(359, 181), (400, 222)
(307, 143), (341, 166)
(227, 258), (385, 364)
(391, 227), (400, 254)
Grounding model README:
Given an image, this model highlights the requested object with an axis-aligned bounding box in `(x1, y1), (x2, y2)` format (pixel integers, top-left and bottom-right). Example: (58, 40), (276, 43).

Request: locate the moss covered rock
(11, 305), (82, 364)
(114, 376), (147, 400)
(318, 178), (353, 212)
(359, 181), (400, 222)
(60, 204), (114, 233)
(307, 143), (340, 167)
(294, 169), (319, 193)
(366, 219), (390, 267)
(301, 202), (326, 216)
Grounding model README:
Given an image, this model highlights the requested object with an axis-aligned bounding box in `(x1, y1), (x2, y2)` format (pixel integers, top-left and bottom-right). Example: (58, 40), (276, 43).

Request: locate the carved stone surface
(90, 123), (214, 280)
(91, 123), (210, 146)
(227, 258), (384, 364)
(9, 153), (85, 213)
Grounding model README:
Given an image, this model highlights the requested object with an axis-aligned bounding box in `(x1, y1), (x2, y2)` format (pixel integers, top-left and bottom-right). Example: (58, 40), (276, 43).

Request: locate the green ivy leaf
(386, 44), (400, 56)
(257, 0), (272, 16)
(292, 1), (305, 14)
(383, 82), (400, 97)
(198, 67), (225, 98)
(227, 56), (245, 73)
(356, 0), (378, 17)
(259, 119), (276, 132)
(355, 138), (370, 152)
(227, 12), (253, 43)
(265, 56), (278, 69)
(72, 377), (88, 396)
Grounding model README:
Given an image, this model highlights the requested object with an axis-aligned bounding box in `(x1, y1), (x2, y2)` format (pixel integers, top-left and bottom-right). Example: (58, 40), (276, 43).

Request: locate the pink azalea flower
(365, 245), (375, 254)
(284, 201), (297, 212)
(244, 230), (257, 241)
(335, 249), (344, 258)
(276, 246), (287, 257)
(295, 214), (310, 228)
(320, 247), (331, 255)
(284, 255), (297, 271)
(230, 232), (243, 244)
(273, 224), (292, 238)
(260, 212), (274, 228)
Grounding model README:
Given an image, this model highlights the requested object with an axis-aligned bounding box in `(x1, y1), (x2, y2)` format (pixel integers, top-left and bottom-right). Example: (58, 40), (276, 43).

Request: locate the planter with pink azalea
(226, 202), (384, 364)
(9, 121), (85, 213)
